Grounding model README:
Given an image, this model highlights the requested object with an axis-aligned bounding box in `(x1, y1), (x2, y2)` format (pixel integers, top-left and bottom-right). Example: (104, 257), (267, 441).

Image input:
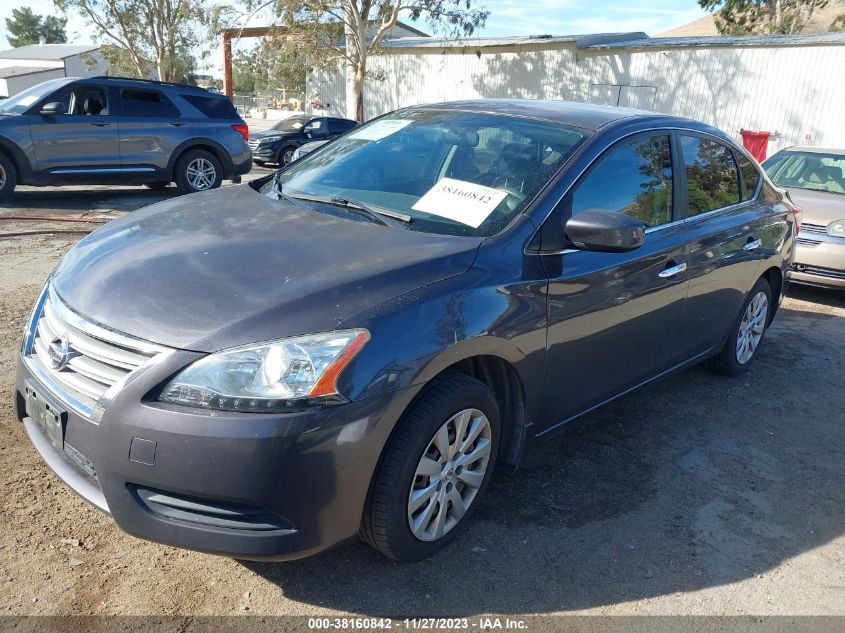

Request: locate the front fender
(336, 267), (548, 424)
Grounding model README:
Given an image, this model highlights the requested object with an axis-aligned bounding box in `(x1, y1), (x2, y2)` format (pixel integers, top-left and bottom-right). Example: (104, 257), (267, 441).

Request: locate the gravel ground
(0, 183), (843, 617)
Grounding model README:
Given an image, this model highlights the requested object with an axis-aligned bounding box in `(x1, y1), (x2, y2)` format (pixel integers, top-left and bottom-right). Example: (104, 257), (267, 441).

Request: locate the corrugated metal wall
(308, 42), (845, 153)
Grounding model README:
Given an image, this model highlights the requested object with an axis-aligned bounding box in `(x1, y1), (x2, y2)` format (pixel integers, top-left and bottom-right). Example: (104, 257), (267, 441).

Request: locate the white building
(0, 44), (109, 98)
(307, 32), (845, 155)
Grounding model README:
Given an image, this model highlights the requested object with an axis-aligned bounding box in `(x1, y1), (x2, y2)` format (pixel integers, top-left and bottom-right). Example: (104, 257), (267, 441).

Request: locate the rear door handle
(743, 238), (763, 251)
(169, 122), (186, 127)
(658, 262), (688, 278)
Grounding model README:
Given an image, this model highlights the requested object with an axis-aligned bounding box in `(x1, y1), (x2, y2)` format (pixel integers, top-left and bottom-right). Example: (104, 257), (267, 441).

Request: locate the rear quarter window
(181, 94), (239, 120)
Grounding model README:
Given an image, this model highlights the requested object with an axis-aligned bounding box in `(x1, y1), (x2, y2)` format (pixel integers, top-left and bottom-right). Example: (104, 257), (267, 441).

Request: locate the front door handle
(743, 238), (763, 251)
(658, 262), (688, 278)
(90, 122), (110, 127)
(169, 122), (186, 127)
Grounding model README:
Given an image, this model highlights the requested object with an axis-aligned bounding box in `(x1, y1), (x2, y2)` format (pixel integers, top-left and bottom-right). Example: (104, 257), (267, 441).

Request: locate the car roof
(67, 76), (216, 95)
(409, 99), (681, 131)
(777, 146), (845, 156)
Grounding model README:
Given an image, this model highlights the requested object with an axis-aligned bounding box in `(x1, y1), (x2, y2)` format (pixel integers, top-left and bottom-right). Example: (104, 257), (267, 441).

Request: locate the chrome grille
(247, 139), (261, 151)
(796, 237), (822, 246)
(26, 290), (169, 417)
(801, 223), (828, 235)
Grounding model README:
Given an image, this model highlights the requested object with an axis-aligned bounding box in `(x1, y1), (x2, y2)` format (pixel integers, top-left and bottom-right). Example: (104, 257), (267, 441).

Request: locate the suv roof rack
(88, 76), (214, 92)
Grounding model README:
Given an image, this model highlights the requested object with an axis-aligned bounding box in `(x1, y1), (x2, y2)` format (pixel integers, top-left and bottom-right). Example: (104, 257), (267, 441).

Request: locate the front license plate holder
(24, 381), (67, 452)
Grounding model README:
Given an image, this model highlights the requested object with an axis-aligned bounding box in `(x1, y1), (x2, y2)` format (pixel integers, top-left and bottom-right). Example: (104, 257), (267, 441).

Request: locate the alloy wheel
(0, 163), (5, 190)
(736, 291), (768, 364)
(281, 149), (295, 165)
(186, 158), (217, 190)
(407, 408), (492, 542)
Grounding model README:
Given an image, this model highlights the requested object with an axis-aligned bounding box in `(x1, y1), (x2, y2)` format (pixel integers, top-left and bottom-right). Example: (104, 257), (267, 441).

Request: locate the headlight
(260, 135), (283, 144)
(158, 330), (369, 412)
(827, 219), (845, 238)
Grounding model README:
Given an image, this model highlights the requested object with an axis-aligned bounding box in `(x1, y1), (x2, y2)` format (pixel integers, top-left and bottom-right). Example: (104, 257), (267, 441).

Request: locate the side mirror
(40, 102), (65, 116)
(564, 209), (645, 253)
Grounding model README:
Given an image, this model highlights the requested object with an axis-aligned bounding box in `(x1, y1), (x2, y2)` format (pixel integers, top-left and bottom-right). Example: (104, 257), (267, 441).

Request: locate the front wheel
(277, 146), (296, 166)
(175, 150), (223, 194)
(0, 152), (17, 202)
(361, 373), (499, 562)
(708, 277), (772, 376)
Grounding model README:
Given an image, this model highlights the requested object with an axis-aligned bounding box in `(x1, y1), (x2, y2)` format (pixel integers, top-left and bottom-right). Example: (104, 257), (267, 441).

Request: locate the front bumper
(789, 236), (845, 289)
(250, 143), (280, 161)
(15, 351), (408, 560)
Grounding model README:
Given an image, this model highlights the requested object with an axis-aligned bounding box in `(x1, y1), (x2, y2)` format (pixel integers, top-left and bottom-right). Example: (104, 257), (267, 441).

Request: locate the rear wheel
(361, 373), (499, 561)
(0, 153), (17, 202)
(709, 277), (772, 376)
(175, 150), (222, 194)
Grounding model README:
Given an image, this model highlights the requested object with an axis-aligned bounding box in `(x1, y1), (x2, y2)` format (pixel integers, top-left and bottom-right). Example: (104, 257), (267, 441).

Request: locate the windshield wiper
(330, 196), (412, 225)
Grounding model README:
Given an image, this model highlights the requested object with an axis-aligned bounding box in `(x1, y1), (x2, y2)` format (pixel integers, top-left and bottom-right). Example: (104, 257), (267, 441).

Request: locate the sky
(0, 0), (710, 69)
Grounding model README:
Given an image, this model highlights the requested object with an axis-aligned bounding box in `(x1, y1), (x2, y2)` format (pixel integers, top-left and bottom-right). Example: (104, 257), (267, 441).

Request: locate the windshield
(0, 79), (69, 114)
(271, 115), (312, 132)
(764, 151), (845, 195)
(263, 109), (586, 236)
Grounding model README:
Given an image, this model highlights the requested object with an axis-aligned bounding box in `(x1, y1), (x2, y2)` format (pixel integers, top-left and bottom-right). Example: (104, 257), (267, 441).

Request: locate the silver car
(763, 147), (845, 289)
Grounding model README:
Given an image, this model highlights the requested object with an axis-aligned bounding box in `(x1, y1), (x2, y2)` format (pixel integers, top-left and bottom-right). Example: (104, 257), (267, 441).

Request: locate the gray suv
(0, 76), (251, 200)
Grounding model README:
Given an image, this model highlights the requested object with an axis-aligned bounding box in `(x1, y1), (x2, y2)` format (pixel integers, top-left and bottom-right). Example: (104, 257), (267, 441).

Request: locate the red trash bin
(740, 130), (771, 162)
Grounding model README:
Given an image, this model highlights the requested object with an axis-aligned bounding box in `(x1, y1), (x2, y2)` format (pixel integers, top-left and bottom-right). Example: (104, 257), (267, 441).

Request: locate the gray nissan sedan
(15, 100), (798, 562)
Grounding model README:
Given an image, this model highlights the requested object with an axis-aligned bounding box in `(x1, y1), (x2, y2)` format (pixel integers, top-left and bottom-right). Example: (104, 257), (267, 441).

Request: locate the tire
(144, 181), (170, 191)
(175, 149), (223, 194)
(0, 152), (17, 202)
(708, 277), (772, 376)
(277, 146), (297, 166)
(361, 373), (500, 562)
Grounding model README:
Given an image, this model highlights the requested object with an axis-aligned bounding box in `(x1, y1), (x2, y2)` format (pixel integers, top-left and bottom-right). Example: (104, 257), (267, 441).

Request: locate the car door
(29, 84), (120, 175)
(537, 133), (690, 427)
(116, 88), (183, 177)
(673, 133), (768, 360)
(303, 117), (329, 143)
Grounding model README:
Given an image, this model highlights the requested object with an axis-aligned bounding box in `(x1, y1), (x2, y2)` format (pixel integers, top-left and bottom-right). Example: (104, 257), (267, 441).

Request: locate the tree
(5, 7), (67, 46)
(221, 0), (488, 122)
(54, 0), (209, 81)
(698, 0), (829, 35)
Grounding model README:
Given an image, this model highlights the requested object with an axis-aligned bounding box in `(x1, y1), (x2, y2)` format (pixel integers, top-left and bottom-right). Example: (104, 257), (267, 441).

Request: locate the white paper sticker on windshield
(350, 119), (412, 141)
(412, 178), (508, 228)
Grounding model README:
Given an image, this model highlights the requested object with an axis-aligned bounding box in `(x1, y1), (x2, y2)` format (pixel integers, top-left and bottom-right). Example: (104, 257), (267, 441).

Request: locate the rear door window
(680, 136), (740, 215)
(181, 94), (239, 119)
(120, 89), (180, 117)
(571, 134), (674, 227)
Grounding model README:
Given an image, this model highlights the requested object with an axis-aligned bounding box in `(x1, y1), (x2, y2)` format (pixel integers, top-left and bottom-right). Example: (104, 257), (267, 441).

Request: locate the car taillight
(791, 205), (802, 235)
(232, 124), (249, 141)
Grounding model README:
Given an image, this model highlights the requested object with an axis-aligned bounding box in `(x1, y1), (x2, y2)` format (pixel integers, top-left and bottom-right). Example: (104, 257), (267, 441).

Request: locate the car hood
(785, 187), (845, 225)
(251, 129), (297, 140)
(51, 184), (481, 352)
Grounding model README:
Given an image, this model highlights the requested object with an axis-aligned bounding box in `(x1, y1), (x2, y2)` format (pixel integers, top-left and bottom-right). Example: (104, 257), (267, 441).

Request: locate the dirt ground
(0, 182), (843, 618)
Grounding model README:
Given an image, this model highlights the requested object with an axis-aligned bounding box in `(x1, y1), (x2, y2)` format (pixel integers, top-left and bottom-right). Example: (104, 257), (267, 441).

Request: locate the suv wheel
(176, 150), (223, 194)
(361, 373), (499, 561)
(277, 146), (297, 166)
(0, 153), (17, 201)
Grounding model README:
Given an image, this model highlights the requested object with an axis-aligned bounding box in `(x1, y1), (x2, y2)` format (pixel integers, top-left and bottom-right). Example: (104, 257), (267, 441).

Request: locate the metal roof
(0, 65), (58, 79)
(581, 32), (845, 50)
(381, 32), (647, 49)
(379, 31), (845, 51)
(0, 44), (100, 60)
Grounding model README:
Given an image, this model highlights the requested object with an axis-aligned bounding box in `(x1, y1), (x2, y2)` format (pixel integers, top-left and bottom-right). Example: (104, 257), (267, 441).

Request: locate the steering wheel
(490, 177), (527, 211)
